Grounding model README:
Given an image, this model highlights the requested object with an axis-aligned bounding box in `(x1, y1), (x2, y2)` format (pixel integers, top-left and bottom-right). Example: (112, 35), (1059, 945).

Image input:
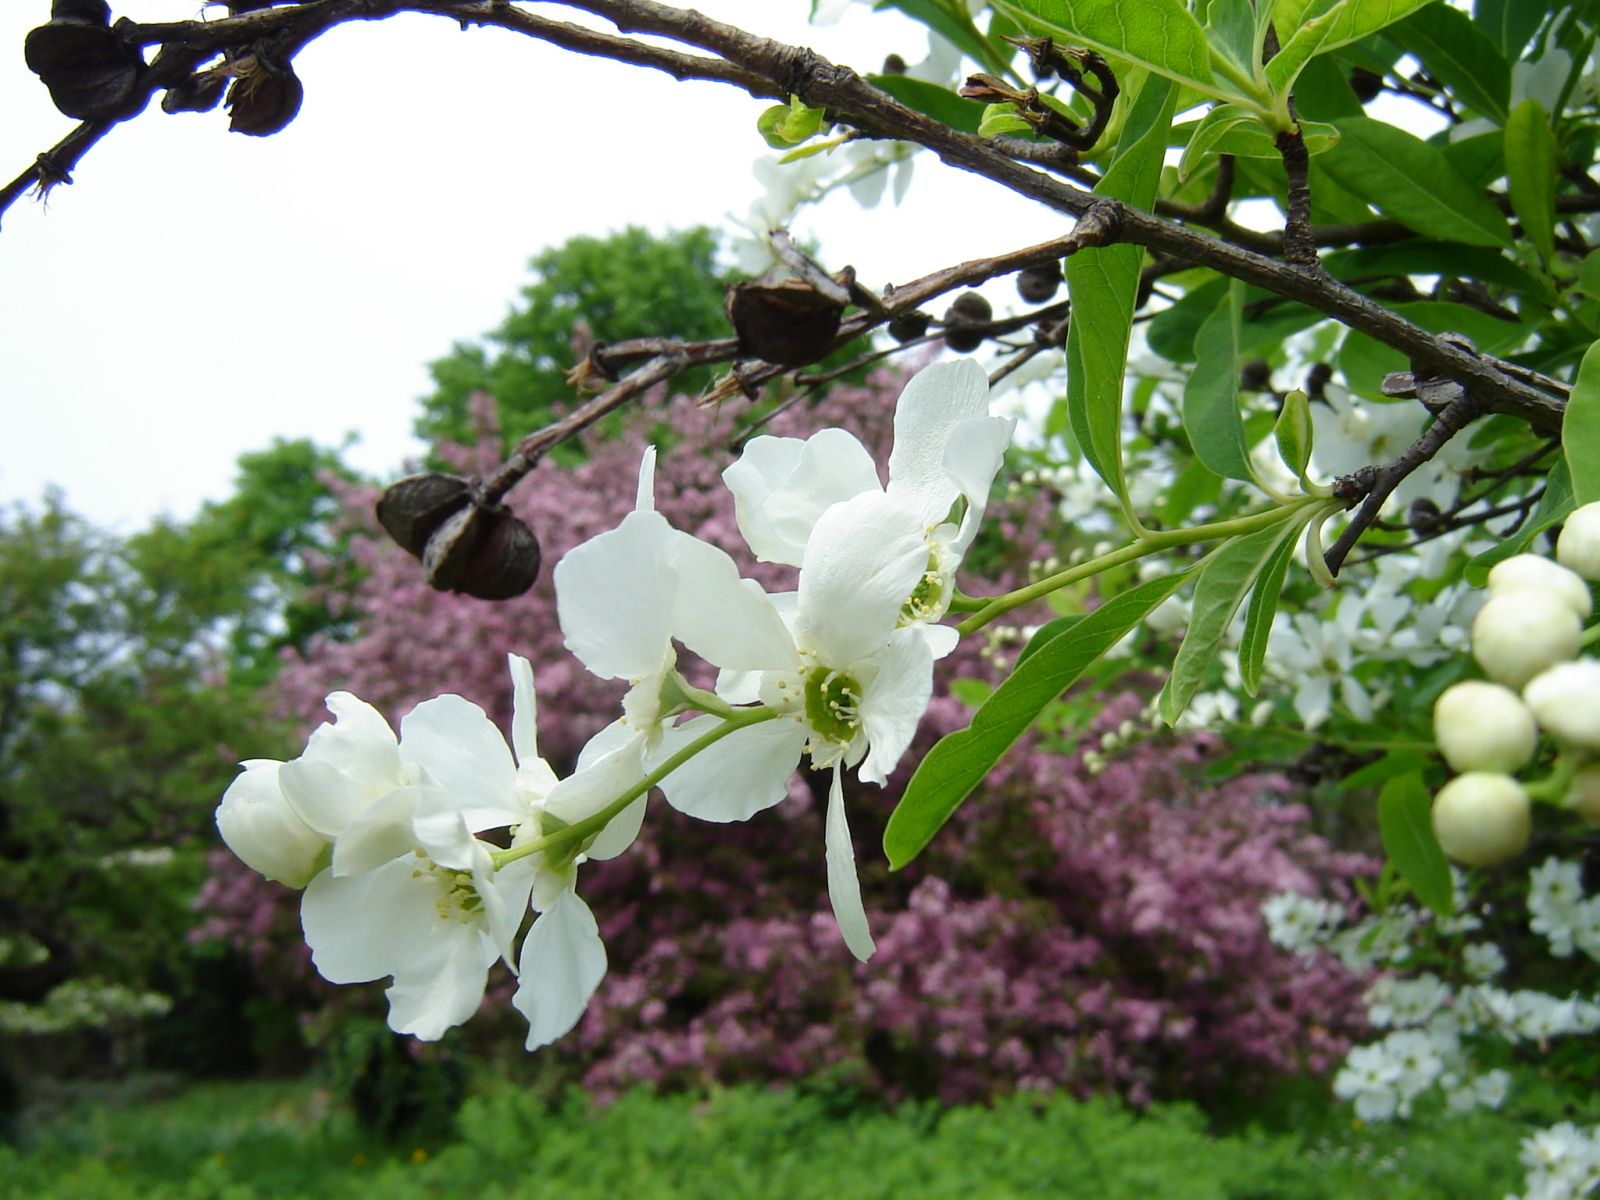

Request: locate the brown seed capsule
(421, 504), (541, 600)
(162, 69), (226, 115)
(1408, 497), (1442, 534)
(1239, 359), (1272, 392)
(1349, 67), (1383, 103)
(25, 1), (145, 122)
(882, 53), (907, 75)
(941, 291), (992, 353)
(376, 473), (471, 558)
(726, 279), (845, 366)
(887, 311), (931, 343)
(1305, 361), (1333, 402)
(226, 52), (303, 136)
(1016, 263), (1062, 304)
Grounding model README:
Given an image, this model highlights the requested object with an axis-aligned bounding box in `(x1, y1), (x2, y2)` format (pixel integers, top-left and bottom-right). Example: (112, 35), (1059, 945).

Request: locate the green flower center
(412, 853), (485, 924)
(804, 667), (863, 745)
(900, 552), (944, 622)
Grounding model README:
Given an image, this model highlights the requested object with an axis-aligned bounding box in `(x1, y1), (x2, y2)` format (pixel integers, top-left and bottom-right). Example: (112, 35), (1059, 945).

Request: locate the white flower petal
(303, 693), (403, 787)
(554, 509), (677, 680)
(915, 623), (961, 661)
(724, 430), (880, 565)
(797, 492), (928, 666)
(331, 786), (424, 876)
(482, 856), (535, 968)
(825, 767), (876, 961)
(279, 757), (370, 840)
(514, 890), (608, 1051)
(411, 790), (480, 872)
(942, 413), (1017, 555)
(885, 360), (993, 527)
(302, 859), (433, 984)
(215, 760), (325, 888)
(384, 928), (498, 1041)
(857, 629), (935, 784)
(508, 653), (539, 768)
(399, 695), (522, 830)
(670, 532), (798, 671)
(655, 714), (809, 822)
(635, 445), (658, 513)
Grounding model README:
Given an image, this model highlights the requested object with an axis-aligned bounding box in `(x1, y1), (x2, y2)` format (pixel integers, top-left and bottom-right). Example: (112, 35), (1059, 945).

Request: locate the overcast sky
(0, 1), (1070, 531)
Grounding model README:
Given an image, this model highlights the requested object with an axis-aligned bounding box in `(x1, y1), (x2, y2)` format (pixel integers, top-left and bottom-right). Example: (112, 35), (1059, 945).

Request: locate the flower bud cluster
(1429, 536), (1600, 867)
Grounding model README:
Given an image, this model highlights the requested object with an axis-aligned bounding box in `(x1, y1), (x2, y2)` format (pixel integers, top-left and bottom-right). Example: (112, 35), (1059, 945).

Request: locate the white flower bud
(1487, 554), (1593, 618)
(1566, 765), (1600, 822)
(1471, 590), (1582, 688)
(215, 760), (326, 888)
(1523, 658), (1600, 751)
(1431, 773), (1532, 867)
(1557, 501), (1600, 581)
(1432, 681), (1538, 773)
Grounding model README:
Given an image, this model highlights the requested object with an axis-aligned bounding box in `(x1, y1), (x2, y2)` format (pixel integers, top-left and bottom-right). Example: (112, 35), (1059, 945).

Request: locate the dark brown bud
(376, 473), (471, 557)
(1239, 359), (1272, 392)
(226, 52), (303, 136)
(882, 53), (907, 75)
(162, 69), (226, 114)
(1015, 262), (1061, 304)
(421, 504), (541, 600)
(941, 291), (992, 353)
(1349, 67), (1383, 103)
(726, 279), (845, 366)
(1407, 497), (1442, 534)
(887, 311), (931, 343)
(25, 3), (144, 122)
(1305, 361), (1333, 402)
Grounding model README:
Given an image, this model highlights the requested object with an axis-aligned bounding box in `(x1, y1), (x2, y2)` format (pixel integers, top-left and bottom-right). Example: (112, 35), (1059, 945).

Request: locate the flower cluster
(1428, 519), (1600, 868)
(213, 361), (1015, 1044)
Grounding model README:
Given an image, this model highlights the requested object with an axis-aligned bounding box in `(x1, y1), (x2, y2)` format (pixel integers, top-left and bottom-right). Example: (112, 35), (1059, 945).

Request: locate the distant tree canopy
(416, 226), (740, 451)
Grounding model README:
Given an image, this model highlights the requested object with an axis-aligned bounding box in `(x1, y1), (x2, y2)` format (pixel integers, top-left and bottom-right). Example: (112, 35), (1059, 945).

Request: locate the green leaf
(978, 102), (1034, 138)
(1318, 117), (1512, 247)
(1273, 388), (1314, 481)
(1579, 251), (1600, 297)
(1462, 457), (1571, 585)
(1204, 0), (1259, 76)
(758, 97), (826, 148)
(1268, 0), (1443, 96)
(1342, 751), (1434, 790)
(1324, 241), (1549, 298)
(1505, 98), (1558, 265)
(1390, 4), (1511, 121)
(1377, 773), (1454, 918)
(1179, 104), (1339, 181)
(877, 0), (1014, 76)
(1182, 278), (1254, 483)
(1013, 615), (1083, 667)
(867, 74), (989, 134)
(1567, 339), (1600, 505)
(884, 571), (1192, 869)
(1239, 522), (1302, 695)
(1064, 74), (1180, 510)
(992, 0), (1225, 100)
(1289, 52), (1366, 120)
(1158, 519), (1305, 724)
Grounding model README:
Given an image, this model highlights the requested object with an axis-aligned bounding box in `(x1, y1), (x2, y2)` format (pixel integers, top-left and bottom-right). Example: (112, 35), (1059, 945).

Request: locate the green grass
(0, 1075), (1536, 1200)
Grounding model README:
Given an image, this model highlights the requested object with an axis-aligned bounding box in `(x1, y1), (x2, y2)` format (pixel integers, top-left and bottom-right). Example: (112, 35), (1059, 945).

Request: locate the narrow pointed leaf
(1062, 74), (1180, 508)
(1240, 522), (1304, 695)
(992, 0), (1222, 99)
(1158, 520), (1303, 724)
(1273, 388), (1314, 482)
(1566, 339), (1600, 505)
(1377, 772), (1454, 918)
(1182, 278), (1254, 483)
(1465, 457), (1573, 585)
(884, 570), (1192, 869)
(1268, 0), (1443, 96)
(1505, 98), (1558, 264)
(1390, 4), (1510, 121)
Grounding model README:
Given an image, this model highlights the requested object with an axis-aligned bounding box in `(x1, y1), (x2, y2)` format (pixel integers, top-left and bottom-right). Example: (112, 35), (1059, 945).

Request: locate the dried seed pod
(226, 52), (303, 136)
(1407, 497), (1442, 534)
(1015, 263), (1061, 304)
(881, 53), (907, 75)
(1348, 67), (1383, 104)
(162, 68), (227, 115)
(726, 279), (845, 366)
(376, 473), (471, 557)
(1238, 359), (1272, 392)
(25, 1), (145, 122)
(421, 504), (541, 600)
(886, 311), (931, 343)
(941, 291), (992, 353)
(1305, 361), (1333, 402)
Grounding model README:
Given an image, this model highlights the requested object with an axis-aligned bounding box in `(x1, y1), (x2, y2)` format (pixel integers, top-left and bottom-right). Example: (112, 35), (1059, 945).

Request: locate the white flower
(1462, 942), (1507, 980)
(1365, 975), (1450, 1028)
(1333, 1042), (1403, 1122)
(1488, 554), (1593, 619)
(654, 491), (939, 960)
(1261, 891), (1342, 954)
(1431, 773), (1532, 868)
(724, 359), (1015, 650)
(1471, 590), (1583, 689)
(1432, 680), (1538, 774)
(1524, 659), (1600, 751)
(1557, 501), (1600, 581)
(214, 760), (325, 887)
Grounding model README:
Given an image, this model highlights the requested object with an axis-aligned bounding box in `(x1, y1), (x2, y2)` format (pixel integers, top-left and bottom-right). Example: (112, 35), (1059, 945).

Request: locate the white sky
(0, 1), (1069, 531)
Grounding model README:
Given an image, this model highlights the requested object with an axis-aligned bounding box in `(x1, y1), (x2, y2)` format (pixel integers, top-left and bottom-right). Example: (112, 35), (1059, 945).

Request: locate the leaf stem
(491, 706), (783, 869)
(955, 498), (1320, 635)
